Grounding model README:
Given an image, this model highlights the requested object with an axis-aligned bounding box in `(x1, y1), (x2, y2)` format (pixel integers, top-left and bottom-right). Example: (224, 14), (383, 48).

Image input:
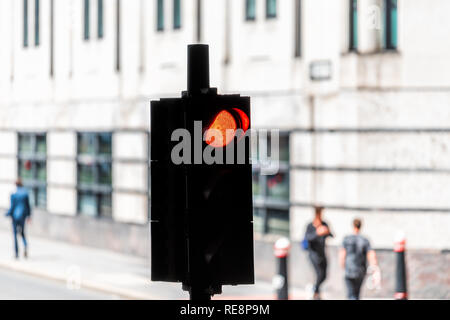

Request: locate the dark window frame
(173, 0), (181, 29)
(76, 132), (113, 219)
(97, 0), (104, 38)
(116, 0), (120, 72)
(84, 0), (90, 40)
(245, 0), (256, 21)
(157, 0), (164, 31)
(50, 0), (54, 76)
(196, 0), (201, 42)
(294, 0), (302, 57)
(384, 0), (398, 50)
(266, 0), (277, 19)
(34, 0), (40, 46)
(349, 0), (358, 51)
(17, 132), (47, 209)
(23, 0), (29, 47)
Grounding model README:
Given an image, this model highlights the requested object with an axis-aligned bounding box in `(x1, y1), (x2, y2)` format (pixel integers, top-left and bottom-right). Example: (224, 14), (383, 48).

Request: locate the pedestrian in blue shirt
(5, 179), (32, 259)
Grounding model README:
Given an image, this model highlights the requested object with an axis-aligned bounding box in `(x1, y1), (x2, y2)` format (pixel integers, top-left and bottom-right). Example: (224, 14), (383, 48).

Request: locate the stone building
(0, 0), (448, 298)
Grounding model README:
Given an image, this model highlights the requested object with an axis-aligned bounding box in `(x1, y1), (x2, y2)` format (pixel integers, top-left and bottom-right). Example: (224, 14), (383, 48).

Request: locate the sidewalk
(0, 228), (308, 300)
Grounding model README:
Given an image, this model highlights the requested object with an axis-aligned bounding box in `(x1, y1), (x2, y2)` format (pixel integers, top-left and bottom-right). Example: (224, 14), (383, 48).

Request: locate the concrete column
(47, 132), (77, 216)
(303, 0), (341, 95)
(112, 132), (149, 224)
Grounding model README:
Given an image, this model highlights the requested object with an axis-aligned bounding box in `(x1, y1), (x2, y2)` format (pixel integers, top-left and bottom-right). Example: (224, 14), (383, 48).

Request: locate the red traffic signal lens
(233, 108), (250, 131)
(205, 110), (237, 148)
(205, 108), (250, 148)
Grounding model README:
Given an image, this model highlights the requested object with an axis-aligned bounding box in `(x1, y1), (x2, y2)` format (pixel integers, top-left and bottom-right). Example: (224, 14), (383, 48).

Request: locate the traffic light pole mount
(187, 44), (211, 95)
(187, 44), (213, 301)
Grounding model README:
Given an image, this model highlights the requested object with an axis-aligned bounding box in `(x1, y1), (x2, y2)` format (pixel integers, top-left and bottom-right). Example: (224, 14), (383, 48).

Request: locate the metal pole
(186, 44), (212, 302)
(187, 44), (210, 94)
(277, 256), (289, 300)
(394, 232), (408, 300)
(274, 238), (290, 300)
(189, 287), (211, 301)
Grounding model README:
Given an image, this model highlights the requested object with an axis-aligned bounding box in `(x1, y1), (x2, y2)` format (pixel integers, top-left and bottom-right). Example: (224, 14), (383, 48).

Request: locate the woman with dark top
(304, 206), (333, 300)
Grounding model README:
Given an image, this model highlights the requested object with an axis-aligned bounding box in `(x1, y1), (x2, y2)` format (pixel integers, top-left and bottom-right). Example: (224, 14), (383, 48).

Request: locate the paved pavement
(0, 227), (308, 300)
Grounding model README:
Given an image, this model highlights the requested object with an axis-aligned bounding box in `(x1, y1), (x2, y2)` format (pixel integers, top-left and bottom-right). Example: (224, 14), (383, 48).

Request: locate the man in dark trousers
(5, 179), (32, 259)
(305, 206), (333, 300)
(339, 218), (378, 300)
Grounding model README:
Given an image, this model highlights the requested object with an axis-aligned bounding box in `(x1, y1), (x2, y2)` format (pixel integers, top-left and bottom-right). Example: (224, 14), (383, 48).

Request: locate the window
(157, 0), (164, 31)
(18, 133), (47, 209)
(77, 133), (112, 218)
(196, 0), (201, 41)
(173, 0), (181, 29)
(84, 0), (90, 40)
(349, 0), (358, 51)
(294, 0), (301, 57)
(50, 0), (54, 76)
(116, 0), (120, 71)
(245, 0), (256, 21)
(34, 0), (40, 46)
(23, 0), (40, 47)
(84, 0), (104, 41)
(384, 0), (397, 50)
(266, 0), (277, 19)
(23, 0), (28, 47)
(252, 133), (290, 236)
(97, 0), (104, 38)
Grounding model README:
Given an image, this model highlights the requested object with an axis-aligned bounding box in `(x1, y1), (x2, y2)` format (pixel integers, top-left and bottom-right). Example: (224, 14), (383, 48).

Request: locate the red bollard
(273, 238), (290, 300)
(394, 232), (408, 300)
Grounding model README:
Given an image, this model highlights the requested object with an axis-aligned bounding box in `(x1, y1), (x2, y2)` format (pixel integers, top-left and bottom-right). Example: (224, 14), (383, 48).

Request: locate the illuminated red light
(233, 108), (250, 131)
(205, 108), (250, 148)
(205, 110), (237, 148)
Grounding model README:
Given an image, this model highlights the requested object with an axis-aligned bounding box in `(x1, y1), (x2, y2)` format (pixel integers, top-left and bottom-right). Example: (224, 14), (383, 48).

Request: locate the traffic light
(151, 45), (254, 300)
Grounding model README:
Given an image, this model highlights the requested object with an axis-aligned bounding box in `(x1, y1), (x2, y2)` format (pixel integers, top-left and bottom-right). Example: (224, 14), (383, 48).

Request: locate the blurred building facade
(0, 0), (449, 298)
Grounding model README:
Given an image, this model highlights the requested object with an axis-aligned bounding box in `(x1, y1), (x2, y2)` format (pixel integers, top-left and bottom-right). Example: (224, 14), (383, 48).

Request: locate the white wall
(1, 0), (450, 102)
(0, 0), (449, 248)
(291, 207), (450, 250)
(0, 131), (17, 208)
(227, 0), (303, 94)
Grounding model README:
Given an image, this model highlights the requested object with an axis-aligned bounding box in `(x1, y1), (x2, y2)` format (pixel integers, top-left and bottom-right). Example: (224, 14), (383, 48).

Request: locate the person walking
(5, 179), (32, 259)
(304, 206), (333, 300)
(339, 218), (378, 300)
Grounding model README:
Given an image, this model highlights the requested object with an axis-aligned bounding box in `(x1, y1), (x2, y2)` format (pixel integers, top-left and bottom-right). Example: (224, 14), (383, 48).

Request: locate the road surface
(0, 267), (119, 300)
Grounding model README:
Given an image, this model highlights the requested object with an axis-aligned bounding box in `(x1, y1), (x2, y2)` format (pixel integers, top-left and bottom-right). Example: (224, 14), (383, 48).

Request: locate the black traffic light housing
(151, 45), (254, 300)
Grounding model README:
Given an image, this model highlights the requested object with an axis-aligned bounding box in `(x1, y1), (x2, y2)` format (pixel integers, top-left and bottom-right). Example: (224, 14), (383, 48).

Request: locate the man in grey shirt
(339, 218), (378, 300)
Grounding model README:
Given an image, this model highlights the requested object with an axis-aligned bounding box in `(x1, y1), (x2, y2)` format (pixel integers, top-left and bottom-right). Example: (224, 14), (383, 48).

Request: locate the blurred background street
(0, 268), (116, 300)
(0, 229), (311, 300)
(0, 0), (449, 299)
